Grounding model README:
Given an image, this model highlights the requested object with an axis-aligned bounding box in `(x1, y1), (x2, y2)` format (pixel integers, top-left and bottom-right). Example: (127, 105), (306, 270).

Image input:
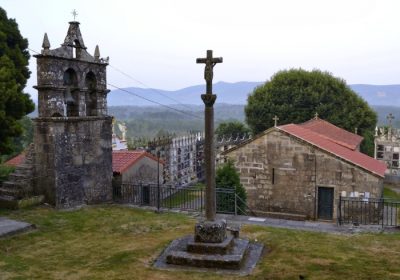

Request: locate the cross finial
(72, 9), (78, 21)
(314, 112), (319, 119)
(387, 113), (395, 127)
(273, 115), (279, 127)
(354, 127), (358, 134)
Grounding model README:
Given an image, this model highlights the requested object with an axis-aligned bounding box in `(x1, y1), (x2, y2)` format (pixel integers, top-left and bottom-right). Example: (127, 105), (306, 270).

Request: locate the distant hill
(107, 81), (262, 106)
(372, 105), (400, 127)
(108, 81), (400, 107)
(350, 84), (400, 106)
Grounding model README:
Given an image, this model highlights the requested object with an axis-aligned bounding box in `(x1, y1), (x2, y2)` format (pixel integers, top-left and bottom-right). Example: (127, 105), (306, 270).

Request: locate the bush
(216, 160), (247, 215)
(0, 164), (15, 184)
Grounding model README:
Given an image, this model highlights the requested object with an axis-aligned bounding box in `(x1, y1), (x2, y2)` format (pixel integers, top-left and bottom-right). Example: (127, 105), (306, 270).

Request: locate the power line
(107, 83), (202, 120)
(27, 47), (40, 54)
(27, 47), (202, 120)
(108, 64), (189, 107)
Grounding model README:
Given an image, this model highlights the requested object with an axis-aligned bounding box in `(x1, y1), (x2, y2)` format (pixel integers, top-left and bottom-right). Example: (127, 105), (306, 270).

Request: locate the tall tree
(245, 69), (377, 156)
(215, 121), (250, 138)
(0, 8), (34, 154)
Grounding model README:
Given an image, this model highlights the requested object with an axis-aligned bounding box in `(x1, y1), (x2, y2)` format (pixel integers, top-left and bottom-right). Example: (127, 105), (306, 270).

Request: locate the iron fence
(338, 196), (400, 227)
(113, 183), (251, 215)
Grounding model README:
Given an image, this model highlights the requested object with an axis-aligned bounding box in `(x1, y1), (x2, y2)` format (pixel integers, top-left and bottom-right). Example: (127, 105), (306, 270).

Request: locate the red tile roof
(112, 150), (163, 174)
(278, 124), (386, 177)
(4, 153), (26, 167)
(300, 118), (363, 150)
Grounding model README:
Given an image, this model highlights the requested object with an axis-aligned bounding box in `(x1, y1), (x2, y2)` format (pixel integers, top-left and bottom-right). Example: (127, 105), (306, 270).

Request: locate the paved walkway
(0, 217), (34, 238)
(215, 213), (399, 234)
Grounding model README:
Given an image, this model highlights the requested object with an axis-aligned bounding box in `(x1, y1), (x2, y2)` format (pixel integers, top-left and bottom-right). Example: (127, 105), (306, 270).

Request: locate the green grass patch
(0, 205), (399, 279)
(162, 185), (204, 208)
(383, 186), (400, 201)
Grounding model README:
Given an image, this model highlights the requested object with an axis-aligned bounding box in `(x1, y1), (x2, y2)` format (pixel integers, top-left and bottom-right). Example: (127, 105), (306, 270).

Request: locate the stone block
(187, 235), (233, 254)
(165, 235), (250, 269)
(194, 219), (227, 243)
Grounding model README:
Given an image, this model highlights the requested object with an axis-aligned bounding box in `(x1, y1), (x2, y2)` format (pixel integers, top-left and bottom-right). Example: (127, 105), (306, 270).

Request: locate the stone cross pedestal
(155, 50), (263, 274)
(194, 50), (226, 242)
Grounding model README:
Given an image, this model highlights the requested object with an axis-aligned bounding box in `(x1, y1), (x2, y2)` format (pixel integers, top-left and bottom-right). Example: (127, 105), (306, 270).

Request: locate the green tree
(13, 116), (34, 154)
(216, 160), (247, 215)
(245, 69), (377, 156)
(0, 8), (34, 154)
(215, 121), (250, 138)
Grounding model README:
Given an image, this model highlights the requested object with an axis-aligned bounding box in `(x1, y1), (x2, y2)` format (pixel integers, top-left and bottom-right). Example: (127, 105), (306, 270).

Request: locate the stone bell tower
(33, 21), (113, 208)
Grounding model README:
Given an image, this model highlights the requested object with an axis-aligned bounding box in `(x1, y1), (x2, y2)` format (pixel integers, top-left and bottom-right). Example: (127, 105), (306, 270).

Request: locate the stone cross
(196, 50), (223, 95)
(314, 112), (319, 119)
(273, 115), (279, 127)
(196, 50), (222, 222)
(72, 9), (78, 21)
(387, 113), (395, 127)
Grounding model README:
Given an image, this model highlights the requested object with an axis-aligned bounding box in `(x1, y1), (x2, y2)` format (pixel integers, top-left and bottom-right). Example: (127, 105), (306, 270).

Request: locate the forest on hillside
(109, 104), (400, 139)
(108, 104), (246, 138)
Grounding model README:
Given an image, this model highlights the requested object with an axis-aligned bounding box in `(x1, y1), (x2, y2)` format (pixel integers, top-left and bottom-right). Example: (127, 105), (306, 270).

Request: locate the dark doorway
(141, 185), (150, 205)
(318, 187), (334, 220)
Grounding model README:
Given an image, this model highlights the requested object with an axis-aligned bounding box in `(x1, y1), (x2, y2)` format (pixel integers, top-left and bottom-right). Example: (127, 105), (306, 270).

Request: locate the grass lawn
(384, 186), (400, 201)
(0, 205), (400, 280)
(163, 188), (202, 208)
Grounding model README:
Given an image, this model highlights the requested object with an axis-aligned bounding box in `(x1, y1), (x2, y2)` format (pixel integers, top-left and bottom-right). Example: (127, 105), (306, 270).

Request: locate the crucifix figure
(196, 50), (223, 95)
(72, 9), (78, 21)
(196, 50), (222, 223)
(273, 115), (279, 127)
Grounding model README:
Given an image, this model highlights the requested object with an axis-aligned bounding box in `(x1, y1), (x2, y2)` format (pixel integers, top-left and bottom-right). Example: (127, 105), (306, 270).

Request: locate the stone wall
(226, 129), (383, 220)
(33, 116), (113, 208)
(121, 156), (162, 184)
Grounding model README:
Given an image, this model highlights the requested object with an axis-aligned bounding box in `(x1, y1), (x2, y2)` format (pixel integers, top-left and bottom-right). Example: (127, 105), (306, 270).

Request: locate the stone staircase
(0, 144), (44, 209)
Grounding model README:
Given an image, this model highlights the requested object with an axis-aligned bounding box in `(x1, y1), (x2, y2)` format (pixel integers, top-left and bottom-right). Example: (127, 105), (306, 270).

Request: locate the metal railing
(113, 183), (254, 216)
(338, 196), (400, 227)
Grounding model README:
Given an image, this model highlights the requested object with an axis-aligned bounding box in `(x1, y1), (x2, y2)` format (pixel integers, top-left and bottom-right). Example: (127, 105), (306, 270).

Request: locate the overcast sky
(2, 0), (400, 100)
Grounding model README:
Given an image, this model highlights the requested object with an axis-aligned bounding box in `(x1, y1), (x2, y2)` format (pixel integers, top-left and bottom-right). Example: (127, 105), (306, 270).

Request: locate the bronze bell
(65, 86), (75, 105)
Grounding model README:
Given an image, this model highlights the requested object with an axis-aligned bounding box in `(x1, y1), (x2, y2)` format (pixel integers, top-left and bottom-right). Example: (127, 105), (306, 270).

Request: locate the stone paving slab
(0, 217), (34, 238)
(216, 213), (398, 234)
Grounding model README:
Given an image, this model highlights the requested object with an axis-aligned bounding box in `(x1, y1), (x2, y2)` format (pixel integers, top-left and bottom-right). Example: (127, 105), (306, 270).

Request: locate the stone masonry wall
(33, 116), (113, 208)
(227, 128), (383, 220)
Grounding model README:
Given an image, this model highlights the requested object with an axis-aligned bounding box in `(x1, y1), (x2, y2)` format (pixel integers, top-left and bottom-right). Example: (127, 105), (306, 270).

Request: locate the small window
(377, 145), (384, 151)
(336, 171), (342, 180)
(272, 168), (275, 184)
(392, 161), (399, 168)
(377, 152), (384, 159)
(393, 153), (399, 160)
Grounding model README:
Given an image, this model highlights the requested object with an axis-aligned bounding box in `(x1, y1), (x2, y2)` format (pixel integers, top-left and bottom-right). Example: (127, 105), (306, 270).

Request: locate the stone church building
(224, 117), (386, 221)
